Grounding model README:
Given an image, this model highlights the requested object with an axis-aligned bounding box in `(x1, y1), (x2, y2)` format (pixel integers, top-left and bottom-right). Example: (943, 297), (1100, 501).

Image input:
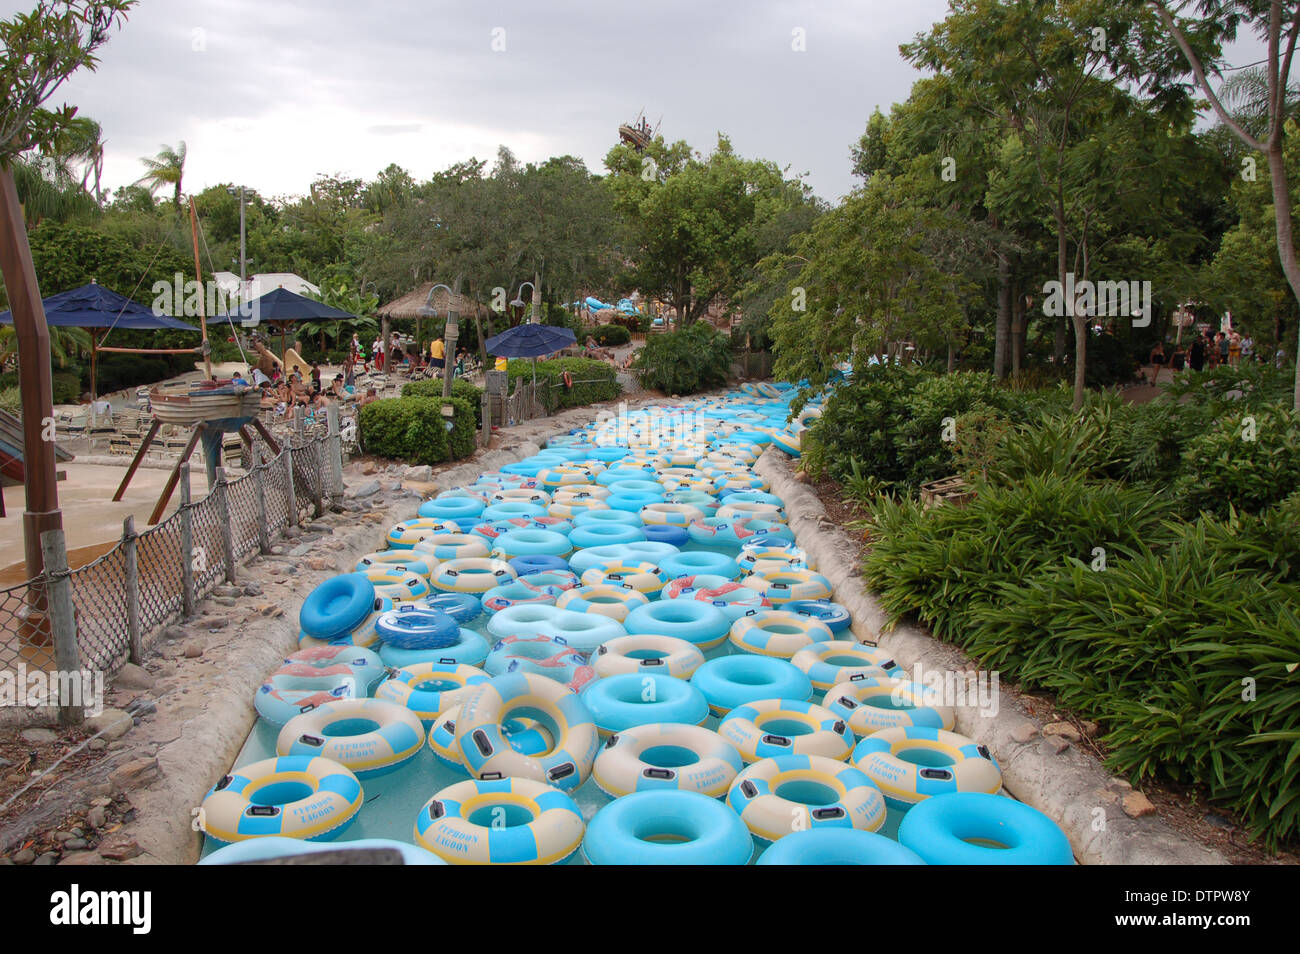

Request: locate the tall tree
(135, 140), (186, 213)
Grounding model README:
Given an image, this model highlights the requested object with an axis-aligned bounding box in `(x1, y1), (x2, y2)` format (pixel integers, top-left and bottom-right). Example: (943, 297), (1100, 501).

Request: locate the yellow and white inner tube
(200, 755), (363, 843)
(726, 754), (886, 842)
(718, 697), (852, 762)
(593, 634), (706, 679)
(413, 776), (584, 865)
(851, 726), (1001, 805)
(593, 723), (743, 799)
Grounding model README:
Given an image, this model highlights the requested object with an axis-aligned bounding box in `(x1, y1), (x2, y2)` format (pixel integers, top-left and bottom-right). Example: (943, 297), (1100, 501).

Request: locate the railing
(0, 413), (346, 723)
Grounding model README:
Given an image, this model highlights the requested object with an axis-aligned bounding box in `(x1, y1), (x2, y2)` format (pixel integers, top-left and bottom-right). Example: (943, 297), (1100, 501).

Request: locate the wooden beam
(112, 418), (161, 501)
(148, 426), (202, 525)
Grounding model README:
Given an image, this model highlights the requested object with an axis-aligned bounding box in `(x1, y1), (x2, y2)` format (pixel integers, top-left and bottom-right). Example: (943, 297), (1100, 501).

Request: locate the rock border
(753, 448), (1226, 865)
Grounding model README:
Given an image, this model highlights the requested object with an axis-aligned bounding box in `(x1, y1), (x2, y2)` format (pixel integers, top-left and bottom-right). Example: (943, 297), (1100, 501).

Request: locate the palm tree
(135, 141), (186, 213)
(1218, 67), (1300, 142)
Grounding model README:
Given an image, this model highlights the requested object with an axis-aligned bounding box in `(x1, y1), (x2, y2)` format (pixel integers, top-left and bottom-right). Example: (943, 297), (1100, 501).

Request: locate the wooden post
(179, 462), (195, 617)
(0, 169), (63, 587)
(40, 529), (82, 726)
(326, 404), (343, 502)
(252, 439), (270, 554)
(481, 392), (490, 447)
(215, 466), (236, 583)
(293, 404), (305, 438)
(285, 442), (298, 528)
(122, 516), (143, 664)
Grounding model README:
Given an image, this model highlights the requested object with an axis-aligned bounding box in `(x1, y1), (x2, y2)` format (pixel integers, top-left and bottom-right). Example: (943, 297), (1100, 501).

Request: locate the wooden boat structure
(618, 111), (658, 152)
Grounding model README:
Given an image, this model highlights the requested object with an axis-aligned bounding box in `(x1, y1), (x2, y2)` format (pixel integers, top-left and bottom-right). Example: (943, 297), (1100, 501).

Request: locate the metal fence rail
(0, 410), (347, 709)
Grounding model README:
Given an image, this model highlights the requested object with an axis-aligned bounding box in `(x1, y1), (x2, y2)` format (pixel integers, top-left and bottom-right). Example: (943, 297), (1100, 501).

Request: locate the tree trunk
(1266, 137), (1300, 410)
(994, 248), (1011, 379)
(1011, 287), (1025, 377)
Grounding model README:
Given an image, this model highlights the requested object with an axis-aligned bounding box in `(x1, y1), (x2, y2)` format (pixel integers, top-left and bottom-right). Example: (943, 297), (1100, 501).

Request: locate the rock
(1123, 791), (1156, 818)
(1205, 811), (1233, 829)
(98, 836), (142, 861)
(12, 848), (35, 865)
(404, 465), (432, 482)
(183, 642), (204, 659)
(1043, 722), (1082, 742)
(283, 526), (302, 540)
(1080, 720), (1100, 738)
(90, 796), (112, 808)
(19, 727), (57, 744)
(288, 543), (313, 558)
(163, 626), (187, 641)
(362, 511), (386, 524)
(63, 838), (88, 851)
(243, 582), (264, 597)
(85, 807), (107, 830)
(212, 584), (242, 598)
(58, 851), (99, 866)
(211, 597), (236, 607)
(362, 462), (378, 476)
(113, 663), (156, 691)
(85, 707), (132, 743)
(34, 852), (60, 866)
(1010, 723), (1039, 744)
(109, 757), (161, 791)
(53, 831), (74, 843)
(306, 558), (336, 572)
(1041, 736), (1070, 755)
(269, 545), (287, 556)
(353, 480), (381, 499)
(87, 739), (107, 752)
(204, 617), (230, 630)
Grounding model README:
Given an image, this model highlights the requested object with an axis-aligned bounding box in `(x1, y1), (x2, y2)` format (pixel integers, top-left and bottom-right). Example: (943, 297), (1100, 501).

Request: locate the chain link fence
(0, 424), (345, 695)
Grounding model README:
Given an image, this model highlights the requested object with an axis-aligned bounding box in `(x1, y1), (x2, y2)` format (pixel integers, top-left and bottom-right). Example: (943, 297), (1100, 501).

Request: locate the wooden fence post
(285, 442), (298, 528)
(122, 515), (143, 664)
(40, 529), (83, 726)
(180, 461), (195, 617)
(326, 404), (343, 503)
(252, 439), (270, 554)
(215, 465), (236, 583)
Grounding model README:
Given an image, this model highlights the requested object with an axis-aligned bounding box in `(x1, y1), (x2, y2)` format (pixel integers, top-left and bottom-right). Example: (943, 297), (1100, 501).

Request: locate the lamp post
(510, 280), (536, 326)
(418, 278), (462, 399)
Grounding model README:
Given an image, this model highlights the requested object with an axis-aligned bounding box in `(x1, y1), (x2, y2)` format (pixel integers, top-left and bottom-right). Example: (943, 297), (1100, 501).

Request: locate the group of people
(584, 335), (638, 371)
(1148, 329), (1263, 383)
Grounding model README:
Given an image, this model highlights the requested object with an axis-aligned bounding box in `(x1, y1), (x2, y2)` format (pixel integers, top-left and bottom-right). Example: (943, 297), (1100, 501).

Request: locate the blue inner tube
(484, 635), (591, 686)
(756, 828), (925, 865)
(720, 490), (784, 508)
(582, 791), (753, 866)
(418, 497), (485, 522)
(691, 655), (813, 715)
(493, 528), (572, 558)
(573, 509), (643, 528)
(569, 524), (648, 549)
(379, 628), (489, 669)
(482, 502), (548, 522)
(375, 605), (459, 650)
(569, 542), (680, 576)
(897, 792), (1074, 865)
(659, 551), (739, 581)
(300, 575), (378, 639)
(509, 554), (570, 577)
(202, 836), (445, 866)
(785, 599), (852, 633)
(625, 600), (730, 648)
(606, 491), (664, 513)
(642, 524), (689, 547)
(417, 592), (482, 625)
(580, 673), (709, 733)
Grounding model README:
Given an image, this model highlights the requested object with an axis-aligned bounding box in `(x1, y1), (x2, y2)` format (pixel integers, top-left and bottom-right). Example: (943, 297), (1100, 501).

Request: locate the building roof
(377, 282), (483, 320)
(213, 272), (320, 302)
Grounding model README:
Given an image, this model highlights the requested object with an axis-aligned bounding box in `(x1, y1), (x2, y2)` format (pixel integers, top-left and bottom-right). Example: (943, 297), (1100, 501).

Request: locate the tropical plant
(134, 140), (186, 213)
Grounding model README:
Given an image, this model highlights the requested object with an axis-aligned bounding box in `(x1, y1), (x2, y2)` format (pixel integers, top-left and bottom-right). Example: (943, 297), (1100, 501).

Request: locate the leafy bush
(0, 387), (20, 416)
(1081, 330), (1140, 388)
(591, 323), (631, 347)
(634, 322), (731, 395)
(803, 366), (1031, 491)
(863, 472), (1177, 640)
(403, 377), (483, 406)
(505, 358), (621, 412)
(84, 354), (195, 396)
(1172, 405), (1300, 518)
(962, 513), (1300, 847)
(358, 396), (477, 466)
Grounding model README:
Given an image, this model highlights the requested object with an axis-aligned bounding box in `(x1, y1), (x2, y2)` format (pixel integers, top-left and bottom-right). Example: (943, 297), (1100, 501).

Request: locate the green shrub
(863, 472), (1178, 640)
(86, 353), (195, 395)
(634, 322), (731, 395)
(804, 365), (1031, 491)
(505, 358), (621, 412)
(358, 396), (477, 466)
(592, 323), (631, 347)
(963, 513), (1300, 847)
(403, 377), (483, 406)
(0, 386), (20, 416)
(1172, 405), (1300, 518)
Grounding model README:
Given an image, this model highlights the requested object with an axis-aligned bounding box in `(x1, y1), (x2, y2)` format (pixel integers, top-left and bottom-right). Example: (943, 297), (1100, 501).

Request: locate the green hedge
(505, 358), (621, 412)
(634, 322), (731, 395)
(402, 377), (483, 407)
(357, 396), (477, 466)
(591, 323), (631, 347)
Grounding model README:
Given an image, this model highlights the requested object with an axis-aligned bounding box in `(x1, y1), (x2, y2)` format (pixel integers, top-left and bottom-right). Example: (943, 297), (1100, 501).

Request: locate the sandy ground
(0, 464), (185, 583)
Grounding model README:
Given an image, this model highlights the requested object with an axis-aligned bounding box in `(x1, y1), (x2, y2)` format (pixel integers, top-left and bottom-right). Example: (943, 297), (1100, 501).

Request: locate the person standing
(1228, 331), (1242, 368)
(372, 335), (385, 371)
(1149, 341), (1167, 384)
(1217, 331), (1230, 367)
(429, 335), (446, 376)
(1189, 334), (1206, 372)
(1242, 334), (1255, 362)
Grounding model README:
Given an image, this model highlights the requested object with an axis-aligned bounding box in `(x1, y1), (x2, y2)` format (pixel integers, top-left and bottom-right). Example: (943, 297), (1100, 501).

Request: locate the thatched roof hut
(377, 282), (484, 320)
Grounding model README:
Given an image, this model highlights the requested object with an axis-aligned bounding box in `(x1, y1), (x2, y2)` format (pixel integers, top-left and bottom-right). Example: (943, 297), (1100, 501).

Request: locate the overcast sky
(6, 0), (1269, 205)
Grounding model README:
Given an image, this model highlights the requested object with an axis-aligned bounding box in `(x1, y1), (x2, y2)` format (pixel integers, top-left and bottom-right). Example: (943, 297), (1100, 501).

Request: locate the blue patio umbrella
(212, 287), (360, 357)
(0, 282), (198, 404)
(484, 323), (577, 387)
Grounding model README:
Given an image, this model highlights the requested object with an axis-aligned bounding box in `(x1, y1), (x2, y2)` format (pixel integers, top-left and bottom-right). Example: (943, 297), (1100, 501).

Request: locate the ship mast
(188, 196), (213, 382)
